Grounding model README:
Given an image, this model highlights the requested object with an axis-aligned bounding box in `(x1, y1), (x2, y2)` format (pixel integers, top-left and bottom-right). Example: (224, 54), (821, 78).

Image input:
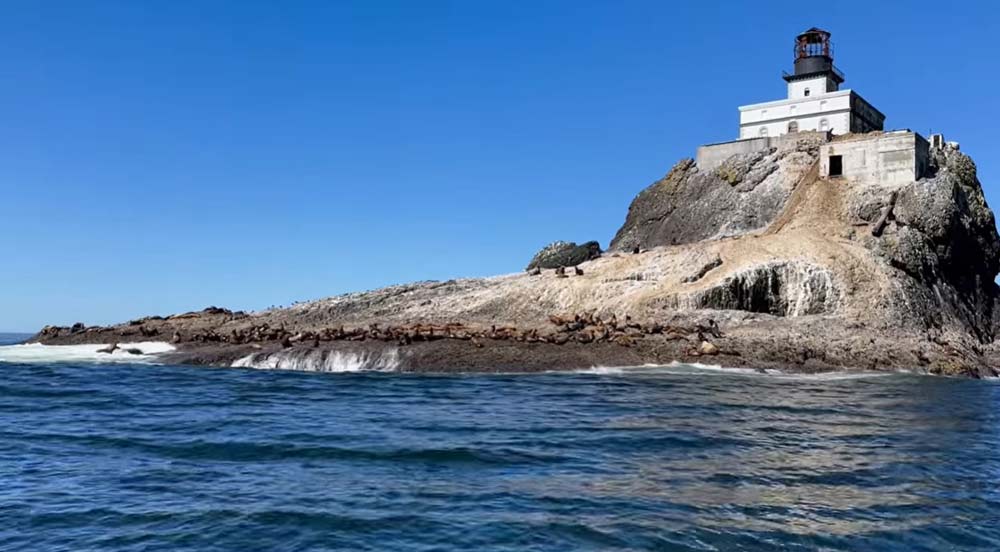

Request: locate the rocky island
(29, 28), (1000, 377)
(31, 131), (1000, 377)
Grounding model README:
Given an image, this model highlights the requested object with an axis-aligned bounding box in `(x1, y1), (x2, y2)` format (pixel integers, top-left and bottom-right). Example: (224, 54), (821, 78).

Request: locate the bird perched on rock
(632, 245), (641, 254)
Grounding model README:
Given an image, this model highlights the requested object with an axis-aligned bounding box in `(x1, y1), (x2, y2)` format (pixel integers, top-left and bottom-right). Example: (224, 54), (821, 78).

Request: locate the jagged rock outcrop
(610, 134), (825, 251)
(857, 146), (1000, 341)
(526, 241), (602, 270)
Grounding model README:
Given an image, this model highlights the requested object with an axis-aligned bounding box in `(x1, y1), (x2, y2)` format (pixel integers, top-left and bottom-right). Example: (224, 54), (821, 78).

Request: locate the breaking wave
(0, 342), (175, 364)
(232, 347), (401, 372)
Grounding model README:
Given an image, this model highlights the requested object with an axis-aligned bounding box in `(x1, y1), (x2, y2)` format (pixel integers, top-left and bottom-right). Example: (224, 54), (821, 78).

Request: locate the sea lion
(527, 267), (542, 276)
(549, 314), (569, 326)
(574, 266), (584, 276)
(699, 341), (720, 355)
(96, 343), (119, 354)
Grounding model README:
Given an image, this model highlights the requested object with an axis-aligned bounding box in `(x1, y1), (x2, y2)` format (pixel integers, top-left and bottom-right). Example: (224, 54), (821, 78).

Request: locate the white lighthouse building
(697, 27), (934, 186)
(738, 28), (884, 139)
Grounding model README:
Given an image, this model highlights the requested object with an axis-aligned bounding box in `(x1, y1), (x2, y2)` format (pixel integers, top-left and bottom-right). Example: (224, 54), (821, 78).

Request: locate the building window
(829, 155), (843, 177)
(819, 118), (829, 131)
(788, 121), (799, 133)
(804, 88), (811, 97)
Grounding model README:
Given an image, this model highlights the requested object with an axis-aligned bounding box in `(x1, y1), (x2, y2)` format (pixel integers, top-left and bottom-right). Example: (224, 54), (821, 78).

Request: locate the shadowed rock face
(691, 262), (837, 317)
(609, 134), (826, 252)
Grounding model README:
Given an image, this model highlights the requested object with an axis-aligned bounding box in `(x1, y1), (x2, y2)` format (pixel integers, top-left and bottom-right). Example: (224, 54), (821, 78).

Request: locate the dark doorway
(829, 155), (843, 177)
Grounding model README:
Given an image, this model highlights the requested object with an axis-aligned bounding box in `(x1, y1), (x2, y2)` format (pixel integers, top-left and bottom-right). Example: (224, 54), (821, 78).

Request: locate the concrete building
(820, 131), (929, 185)
(738, 28), (884, 139)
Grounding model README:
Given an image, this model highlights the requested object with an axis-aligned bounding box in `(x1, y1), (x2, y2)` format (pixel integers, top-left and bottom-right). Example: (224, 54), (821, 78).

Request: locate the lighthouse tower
(738, 28), (885, 138)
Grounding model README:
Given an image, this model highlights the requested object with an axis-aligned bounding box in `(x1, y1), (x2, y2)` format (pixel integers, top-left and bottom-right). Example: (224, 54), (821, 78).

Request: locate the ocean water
(1, 335), (999, 551)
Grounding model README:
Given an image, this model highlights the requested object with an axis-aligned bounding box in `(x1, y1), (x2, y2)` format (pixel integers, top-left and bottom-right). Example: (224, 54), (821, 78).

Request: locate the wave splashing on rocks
(232, 347), (401, 372)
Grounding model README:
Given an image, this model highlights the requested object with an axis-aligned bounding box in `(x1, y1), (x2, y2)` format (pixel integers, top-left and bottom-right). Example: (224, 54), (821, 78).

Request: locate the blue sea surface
(1, 333), (999, 551)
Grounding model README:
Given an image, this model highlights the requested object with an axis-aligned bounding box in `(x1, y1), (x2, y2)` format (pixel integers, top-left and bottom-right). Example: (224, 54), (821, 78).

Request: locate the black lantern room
(783, 28), (844, 84)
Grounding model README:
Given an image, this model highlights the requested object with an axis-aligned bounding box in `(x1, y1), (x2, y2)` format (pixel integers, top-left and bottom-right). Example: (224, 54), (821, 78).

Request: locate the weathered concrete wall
(696, 137), (771, 171)
(820, 131), (929, 185)
(696, 131), (828, 171)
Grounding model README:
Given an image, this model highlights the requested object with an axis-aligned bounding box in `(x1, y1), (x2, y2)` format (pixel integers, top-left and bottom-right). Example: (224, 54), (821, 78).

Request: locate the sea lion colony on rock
(117, 313), (727, 356)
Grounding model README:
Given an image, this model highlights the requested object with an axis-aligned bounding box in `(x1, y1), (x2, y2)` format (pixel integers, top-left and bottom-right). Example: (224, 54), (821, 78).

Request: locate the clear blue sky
(2, 1), (997, 332)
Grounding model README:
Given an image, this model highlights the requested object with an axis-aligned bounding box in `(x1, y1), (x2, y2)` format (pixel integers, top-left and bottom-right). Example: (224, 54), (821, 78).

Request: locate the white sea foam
(575, 361), (894, 380)
(232, 348), (401, 373)
(0, 342), (175, 364)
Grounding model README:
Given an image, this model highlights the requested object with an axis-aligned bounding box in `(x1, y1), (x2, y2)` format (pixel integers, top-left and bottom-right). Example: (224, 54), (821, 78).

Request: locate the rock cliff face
(32, 133), (1000, 377)
(610, 134), (826, 250)
(609, 135), (1000, 346)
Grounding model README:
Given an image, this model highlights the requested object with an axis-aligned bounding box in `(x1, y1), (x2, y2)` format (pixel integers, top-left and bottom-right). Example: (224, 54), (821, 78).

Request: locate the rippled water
(2, 335), (999, 550)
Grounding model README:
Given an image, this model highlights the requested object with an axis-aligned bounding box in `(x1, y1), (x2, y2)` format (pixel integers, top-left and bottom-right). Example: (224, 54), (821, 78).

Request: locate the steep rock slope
(610, 134), (826, 250)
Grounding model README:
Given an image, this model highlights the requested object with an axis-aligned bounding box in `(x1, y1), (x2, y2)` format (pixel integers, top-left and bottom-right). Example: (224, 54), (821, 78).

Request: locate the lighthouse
(738, 28), (885, 138)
